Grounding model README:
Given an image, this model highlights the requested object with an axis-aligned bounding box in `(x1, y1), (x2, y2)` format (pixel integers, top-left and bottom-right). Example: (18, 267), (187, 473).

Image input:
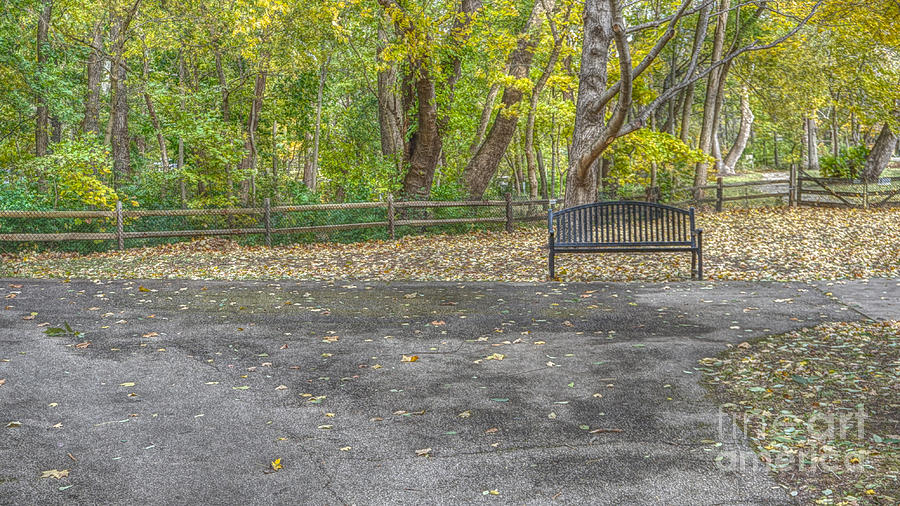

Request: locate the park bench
(548, 201), (703, 280)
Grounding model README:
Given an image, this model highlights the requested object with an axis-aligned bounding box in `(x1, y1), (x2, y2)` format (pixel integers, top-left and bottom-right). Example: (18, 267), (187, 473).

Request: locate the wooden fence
(0, 194), (550, 248)
(795, 170), (900, 209)
(1, 173), (896, 249)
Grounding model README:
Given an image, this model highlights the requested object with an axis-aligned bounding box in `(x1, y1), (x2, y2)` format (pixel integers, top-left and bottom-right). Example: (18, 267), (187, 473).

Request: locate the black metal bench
(548, 201), (703, 280)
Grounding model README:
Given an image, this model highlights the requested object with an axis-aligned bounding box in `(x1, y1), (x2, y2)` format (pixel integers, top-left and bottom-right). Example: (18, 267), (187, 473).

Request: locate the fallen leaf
(142, 332), (159, 338)
(270, 458), (283, 471)
(119, 382), (135, 387)
(458, 410), (471, 418)
(415, 448), (432, 457)
(401, 355), (419, 362)
(275, 385), (288, 390)
(74, 341), (91, 349)
(41, 469), (69, 479)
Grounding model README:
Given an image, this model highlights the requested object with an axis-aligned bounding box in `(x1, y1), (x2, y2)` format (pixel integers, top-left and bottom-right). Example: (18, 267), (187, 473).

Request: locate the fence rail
(0, 194), (550, 247)
(2, 172), (897, 251)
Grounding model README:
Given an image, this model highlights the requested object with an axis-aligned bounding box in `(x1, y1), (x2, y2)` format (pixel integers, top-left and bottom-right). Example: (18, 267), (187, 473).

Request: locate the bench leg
(697, 231), (704, 280)
(691, 251), (697, 280)
(697, 249), (703, 281)
(549, 250), (555, 280)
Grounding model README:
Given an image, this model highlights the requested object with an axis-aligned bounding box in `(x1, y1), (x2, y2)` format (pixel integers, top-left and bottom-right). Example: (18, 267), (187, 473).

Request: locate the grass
(702, 321), (900, 505)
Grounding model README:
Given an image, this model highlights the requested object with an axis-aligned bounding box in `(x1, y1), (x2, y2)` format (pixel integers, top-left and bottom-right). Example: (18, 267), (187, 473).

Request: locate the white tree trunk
(721, 87), (754, 175)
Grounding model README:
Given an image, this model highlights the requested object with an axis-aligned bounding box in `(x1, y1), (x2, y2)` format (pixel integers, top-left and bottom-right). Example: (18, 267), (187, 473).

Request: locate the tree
(563, 0), (822, 207)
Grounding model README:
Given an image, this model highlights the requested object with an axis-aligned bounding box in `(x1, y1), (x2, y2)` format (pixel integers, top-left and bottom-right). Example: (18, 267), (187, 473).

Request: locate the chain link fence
(3, 174), (897, 255)
(0, 195), (557, 255)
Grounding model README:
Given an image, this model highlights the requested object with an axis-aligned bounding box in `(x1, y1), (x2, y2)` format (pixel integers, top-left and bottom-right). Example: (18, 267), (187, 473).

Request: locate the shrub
(820, 145), (869, 179)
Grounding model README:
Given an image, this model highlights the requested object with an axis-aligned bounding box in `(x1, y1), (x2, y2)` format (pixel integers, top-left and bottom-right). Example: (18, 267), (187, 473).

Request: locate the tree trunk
(679, 84), (694, 146)
(678, 2), (712, 147)
(693, 0), (729, 194)
(305, 55), (329, 192)
(563, 0), (613, 206)
(801, 116), (809, 170)
(35, 0), (52, 157)
(469, 83), (501, 155)
(400, 72), (442, 199)
(376, 24), (404, 170)
(807, 112), (820, 172)
(381, 0), (481, 199)
(721, 87), (754, 174)
(108, 3), (141, 180)
(240, 69), (267, 204)
(536, 146), (549, 199)
(773, 131), (780, 169)
(831, 106), (839, 158)
(462, 0), (552, 198)
(142, 42), (169, 170)
(81, 21), (104, 135)
(525, 13), (563, 202)
(862, 118), (898, 181)
(109, 52), (131, 177)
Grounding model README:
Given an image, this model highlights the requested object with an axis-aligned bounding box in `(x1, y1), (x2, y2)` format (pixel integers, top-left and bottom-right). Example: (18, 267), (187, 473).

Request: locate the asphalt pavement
(1, 278), (894, 504)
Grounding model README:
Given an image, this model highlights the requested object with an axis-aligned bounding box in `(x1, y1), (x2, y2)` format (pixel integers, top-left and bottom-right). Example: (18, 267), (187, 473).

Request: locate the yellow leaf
(119, 382), (135, 387)
(401, 355), (419, 362)
(270, 458), (283, 471)
(40, 469), (69, 479)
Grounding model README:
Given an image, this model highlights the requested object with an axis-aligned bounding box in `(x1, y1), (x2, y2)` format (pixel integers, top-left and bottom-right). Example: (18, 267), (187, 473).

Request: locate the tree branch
(616, 0), (824, 139)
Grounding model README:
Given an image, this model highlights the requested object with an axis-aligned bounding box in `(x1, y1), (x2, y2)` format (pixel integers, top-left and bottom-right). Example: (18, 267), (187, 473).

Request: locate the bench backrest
(549, 201), (695, 247)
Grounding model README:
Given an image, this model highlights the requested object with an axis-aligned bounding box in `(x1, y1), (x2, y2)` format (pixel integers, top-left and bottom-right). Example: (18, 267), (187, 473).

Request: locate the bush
(820, 145), (869, 179)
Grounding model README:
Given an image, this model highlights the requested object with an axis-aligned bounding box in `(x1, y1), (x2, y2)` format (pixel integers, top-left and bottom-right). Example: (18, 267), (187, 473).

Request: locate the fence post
(387, 195), (395, 240)
(715, 177), (724, 212)
(115, 200), (124, 250)
(263, 197), (272, 247)
(505, 193), (513, 233)
(796, 168), (803, 206)
(788, 164), (796, 207)
(863, 178), (869, 209)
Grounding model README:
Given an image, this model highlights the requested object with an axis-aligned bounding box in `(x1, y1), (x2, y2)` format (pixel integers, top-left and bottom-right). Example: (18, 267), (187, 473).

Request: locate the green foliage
(820, 145), (870, 179)
(21, 138), (118, 209)
(606, 129), (712, 187)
